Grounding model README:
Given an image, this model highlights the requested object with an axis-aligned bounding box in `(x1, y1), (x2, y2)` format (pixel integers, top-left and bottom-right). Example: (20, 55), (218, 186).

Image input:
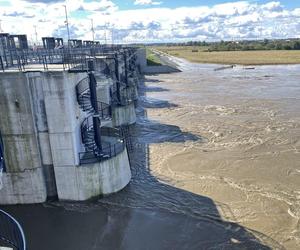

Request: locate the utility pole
(104, 22), (108, 45)
(91, 19), (95, 42)
(34, 25), (38, 45)
(63, 5), (70, 46)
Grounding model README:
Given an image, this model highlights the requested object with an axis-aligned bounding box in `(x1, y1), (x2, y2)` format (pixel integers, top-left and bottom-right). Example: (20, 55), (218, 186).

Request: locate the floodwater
(139, 58), (300, 249)
(1, 59), (300, 250)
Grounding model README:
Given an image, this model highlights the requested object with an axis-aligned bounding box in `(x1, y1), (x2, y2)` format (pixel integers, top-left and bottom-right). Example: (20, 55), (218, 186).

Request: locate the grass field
(146, 48), (162, 66)
(152, 46), (300, 65)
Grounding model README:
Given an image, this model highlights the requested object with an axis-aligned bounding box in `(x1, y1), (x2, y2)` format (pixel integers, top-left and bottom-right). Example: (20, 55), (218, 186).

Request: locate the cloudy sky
(0, 0), (299, 44)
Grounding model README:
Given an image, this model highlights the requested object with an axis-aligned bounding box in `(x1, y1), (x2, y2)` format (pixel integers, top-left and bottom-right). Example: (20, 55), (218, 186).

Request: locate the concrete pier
(0, 45), (144, 204)
(0, 72), (47, 204)
(55, 148), (131, 200)
(112, 103), (137, 126)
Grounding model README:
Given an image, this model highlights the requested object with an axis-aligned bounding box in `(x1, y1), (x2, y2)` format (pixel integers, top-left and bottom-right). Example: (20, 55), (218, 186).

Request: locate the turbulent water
(138, 58), (300, 249)
(2, 59), (300, 250)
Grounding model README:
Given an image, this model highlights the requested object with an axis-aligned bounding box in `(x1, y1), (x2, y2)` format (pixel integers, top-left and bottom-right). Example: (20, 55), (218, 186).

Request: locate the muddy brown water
(1, 59), (300, 250)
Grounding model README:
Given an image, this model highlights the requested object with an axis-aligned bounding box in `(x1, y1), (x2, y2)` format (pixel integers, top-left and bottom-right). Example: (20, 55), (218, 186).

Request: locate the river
(2, 58), (300, 249)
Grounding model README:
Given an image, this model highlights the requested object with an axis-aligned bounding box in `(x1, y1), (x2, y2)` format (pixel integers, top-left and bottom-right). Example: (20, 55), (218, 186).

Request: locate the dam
(0, 33), (147, 204)
(0, 34), (299, 250)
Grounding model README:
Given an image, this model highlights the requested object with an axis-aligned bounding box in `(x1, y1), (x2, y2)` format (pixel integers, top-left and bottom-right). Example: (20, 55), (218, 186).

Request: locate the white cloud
(134, 0), (162, 6)
(261, 1), (283, 12)
(78, 0), (118, 13)
(0, 1), (300, 44)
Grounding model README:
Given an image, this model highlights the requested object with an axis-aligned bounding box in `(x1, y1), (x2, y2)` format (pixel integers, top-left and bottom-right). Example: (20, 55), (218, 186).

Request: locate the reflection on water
(1, 59), (299, 249)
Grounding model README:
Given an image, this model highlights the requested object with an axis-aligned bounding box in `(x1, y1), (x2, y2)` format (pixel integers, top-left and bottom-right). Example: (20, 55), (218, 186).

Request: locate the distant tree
(266, 43), (275, 50)
(293, 41), (300, 50)
(283, 44), (292, 50)
(275, 43), (283, 50)
(263, 39), (269, 45)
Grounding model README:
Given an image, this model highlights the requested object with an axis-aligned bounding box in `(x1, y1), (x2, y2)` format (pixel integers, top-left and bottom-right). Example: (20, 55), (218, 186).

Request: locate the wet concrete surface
(1, 58), (299, 249)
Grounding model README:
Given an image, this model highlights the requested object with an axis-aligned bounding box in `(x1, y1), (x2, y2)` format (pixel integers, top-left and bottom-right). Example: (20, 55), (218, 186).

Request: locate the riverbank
(143, 48), (181, 74)
(146, 48), (162, 66)
(152, 46), (300, 65)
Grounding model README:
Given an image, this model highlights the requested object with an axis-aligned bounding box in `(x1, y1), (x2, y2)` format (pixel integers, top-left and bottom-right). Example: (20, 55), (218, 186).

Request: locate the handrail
(0, 46), (138, 72)
(80, 115), (97, 150)
(110, 82), (137, 106)
(96, 101), (112, 119)
(79, 126), (125, 165)
(75, 77), (112, 118)
(75, 77), (89, 101)
(0, 209), (26, 250)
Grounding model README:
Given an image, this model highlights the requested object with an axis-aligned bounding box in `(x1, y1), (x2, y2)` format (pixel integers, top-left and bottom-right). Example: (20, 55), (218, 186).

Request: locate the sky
(0, 0), (300, 44)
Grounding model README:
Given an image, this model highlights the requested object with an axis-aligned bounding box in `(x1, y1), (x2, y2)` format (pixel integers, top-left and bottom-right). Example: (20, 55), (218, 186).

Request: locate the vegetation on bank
(209, 39), (300, 52)
(154, 39), (300, 52)
(146, 49), (162, 66)
(152, 46), (300, 65)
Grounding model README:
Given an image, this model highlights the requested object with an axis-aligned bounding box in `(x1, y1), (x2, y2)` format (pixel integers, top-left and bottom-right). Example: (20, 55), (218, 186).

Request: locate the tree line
(157, 39), (300, 51)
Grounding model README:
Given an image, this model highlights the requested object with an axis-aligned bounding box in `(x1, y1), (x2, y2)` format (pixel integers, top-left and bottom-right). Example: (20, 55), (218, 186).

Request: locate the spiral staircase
(76, 75), (112, 119)
(76, 72), (125, 164)
(109, 51), (139, 107)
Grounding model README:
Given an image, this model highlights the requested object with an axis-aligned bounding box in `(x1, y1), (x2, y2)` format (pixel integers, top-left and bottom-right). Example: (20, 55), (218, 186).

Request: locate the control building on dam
(0, 34), (147, 204)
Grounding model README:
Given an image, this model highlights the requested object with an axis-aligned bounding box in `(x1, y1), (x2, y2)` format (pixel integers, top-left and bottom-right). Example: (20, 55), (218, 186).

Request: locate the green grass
(152, 45), (300, 65)
(146, 49), (162, 66)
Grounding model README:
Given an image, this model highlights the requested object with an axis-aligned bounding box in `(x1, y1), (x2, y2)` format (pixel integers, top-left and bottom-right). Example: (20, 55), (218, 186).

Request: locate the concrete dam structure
(0, 34), (144, 204)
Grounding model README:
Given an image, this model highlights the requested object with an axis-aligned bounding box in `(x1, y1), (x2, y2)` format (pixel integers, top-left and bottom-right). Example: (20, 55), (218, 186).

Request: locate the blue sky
(0, 0), (300, 43)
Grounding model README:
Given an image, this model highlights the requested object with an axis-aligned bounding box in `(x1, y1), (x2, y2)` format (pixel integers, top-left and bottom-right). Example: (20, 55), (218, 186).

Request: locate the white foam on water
(203, 105), (237, 116)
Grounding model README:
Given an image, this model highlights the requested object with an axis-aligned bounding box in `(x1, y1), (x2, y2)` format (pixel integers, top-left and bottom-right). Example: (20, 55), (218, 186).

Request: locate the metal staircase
(80, 115), (102, 156)
(76, 71), (126, 164)
(76, 74), (112, 119)
(79, 116), (125, 164)
(109, 50), (139, 107)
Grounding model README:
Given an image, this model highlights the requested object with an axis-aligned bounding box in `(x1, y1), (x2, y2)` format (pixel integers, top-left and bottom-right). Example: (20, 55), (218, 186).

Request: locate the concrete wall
(136, 48), (147, 73)
(26, 72), (57, 198)
(112, 102), (136, 127)
(0, 49), (139, 203)
(0, 72), (47, 204)
(54, 148), (131, 201)
(95, 75), (112, 105)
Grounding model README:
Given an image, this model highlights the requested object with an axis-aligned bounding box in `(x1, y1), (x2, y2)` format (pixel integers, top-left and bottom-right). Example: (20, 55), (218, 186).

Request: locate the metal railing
(110, 82), (138, 106)
(0, 209), (26, 250)
(80, 115), (98, 152)
(76, 77), (112, 118)
(96, 102), (112, 119)
(79, 126), (125, 165)
(0, 46), (139, 73)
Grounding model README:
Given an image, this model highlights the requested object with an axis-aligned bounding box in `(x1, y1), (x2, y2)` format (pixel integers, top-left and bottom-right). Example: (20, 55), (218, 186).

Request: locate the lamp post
(34, 25), (38, 45)
(63, 5), (70, 46)
(91, 19), (95, 43)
